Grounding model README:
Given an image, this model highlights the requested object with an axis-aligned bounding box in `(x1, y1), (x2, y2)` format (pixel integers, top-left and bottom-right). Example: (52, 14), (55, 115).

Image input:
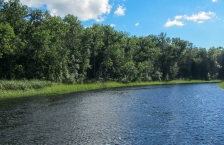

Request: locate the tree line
(1, 0), (224, 83)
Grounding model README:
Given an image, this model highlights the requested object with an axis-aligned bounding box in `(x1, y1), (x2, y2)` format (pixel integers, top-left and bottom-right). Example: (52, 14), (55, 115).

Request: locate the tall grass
(0, 80), (53, 91)
(0, 81), (112, 98)
(0, 80), (222, 99)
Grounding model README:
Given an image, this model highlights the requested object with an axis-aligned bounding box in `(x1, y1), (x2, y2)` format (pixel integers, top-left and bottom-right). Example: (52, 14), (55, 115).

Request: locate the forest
(1, 0), (224, 84)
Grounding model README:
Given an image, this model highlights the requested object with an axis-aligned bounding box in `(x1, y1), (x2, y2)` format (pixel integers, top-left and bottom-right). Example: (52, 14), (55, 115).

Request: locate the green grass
(0, 82), (117, 99)
(0, 80), (53, 91)
(219, 82), (224, 89)
(166, 79), (222, 84)
(0, 80), (222, 99)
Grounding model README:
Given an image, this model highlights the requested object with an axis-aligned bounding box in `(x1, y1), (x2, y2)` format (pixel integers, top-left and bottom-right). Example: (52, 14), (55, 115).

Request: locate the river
(0, 83), (224, 144)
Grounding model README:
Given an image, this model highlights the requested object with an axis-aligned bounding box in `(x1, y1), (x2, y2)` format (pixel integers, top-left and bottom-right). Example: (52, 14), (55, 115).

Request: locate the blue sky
(20, 0), (224, 49)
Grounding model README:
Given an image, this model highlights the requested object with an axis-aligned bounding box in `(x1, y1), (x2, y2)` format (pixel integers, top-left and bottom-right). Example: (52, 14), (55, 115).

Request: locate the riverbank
(0, 80), (222, 99)
(219, 82), (224, 89)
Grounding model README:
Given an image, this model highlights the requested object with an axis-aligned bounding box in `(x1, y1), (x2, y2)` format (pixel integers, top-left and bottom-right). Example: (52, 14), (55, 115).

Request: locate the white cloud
(183, 11), (216, 22)
(197, 21), (204, 24)
(135, 23), (139, 26)
(114, 5), (126, 16)
(212, 0), (218, 2)
(175, 15), (183, 19)
(20, 0), (112, 22)
(165, 11), (216, 27)
(164, 19), (184, 27)
(110, 24), (116, 27)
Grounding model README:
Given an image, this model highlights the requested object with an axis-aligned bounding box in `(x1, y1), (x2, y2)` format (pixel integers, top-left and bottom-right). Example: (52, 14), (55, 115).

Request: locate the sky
(19, 0), (224, 49)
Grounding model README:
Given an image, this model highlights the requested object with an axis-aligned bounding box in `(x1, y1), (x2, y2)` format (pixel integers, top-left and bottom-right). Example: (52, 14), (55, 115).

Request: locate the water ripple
(0, 83), (224, 144)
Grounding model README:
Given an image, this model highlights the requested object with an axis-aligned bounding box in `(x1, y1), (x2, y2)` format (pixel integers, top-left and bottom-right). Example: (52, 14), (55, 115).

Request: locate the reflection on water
(1, 83), (224, 144)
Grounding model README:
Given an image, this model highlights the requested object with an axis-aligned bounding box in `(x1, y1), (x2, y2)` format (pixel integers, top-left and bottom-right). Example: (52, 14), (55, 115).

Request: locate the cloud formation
(114, 5), (126, 16)
(212, 0), (218, 2)
(110, 24), (116, 27)
(135, 23), (139, 26)
(20, 0), (112, 22)
(164, 19), (184, 27)
(177, 11), (216, 23)
(165, 11), (216, 27)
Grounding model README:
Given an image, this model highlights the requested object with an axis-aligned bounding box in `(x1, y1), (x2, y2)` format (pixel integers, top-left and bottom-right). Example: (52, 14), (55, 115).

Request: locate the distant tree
(0, 0), (223, 82)
(207, 47), (222, 79)
(134, 37), (158, 81)
(0, 23), (15, 58)
(63, 14), (84, 83)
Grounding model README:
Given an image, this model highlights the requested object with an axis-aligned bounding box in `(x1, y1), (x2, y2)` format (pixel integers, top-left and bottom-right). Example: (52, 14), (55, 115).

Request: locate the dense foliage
(1, 0), (224, 83)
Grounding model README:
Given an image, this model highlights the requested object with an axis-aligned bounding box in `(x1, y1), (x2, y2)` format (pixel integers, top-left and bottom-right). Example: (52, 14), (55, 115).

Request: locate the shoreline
(0, 80), (222, 99)
(219, 82), (224, 89)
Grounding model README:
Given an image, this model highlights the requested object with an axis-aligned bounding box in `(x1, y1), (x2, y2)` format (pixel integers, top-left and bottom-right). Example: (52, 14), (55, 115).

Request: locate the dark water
(0, 83), (224, 144)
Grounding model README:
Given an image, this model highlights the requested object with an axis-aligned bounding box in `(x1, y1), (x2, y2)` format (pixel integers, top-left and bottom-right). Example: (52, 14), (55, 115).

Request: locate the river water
(0, 83), (224, 144)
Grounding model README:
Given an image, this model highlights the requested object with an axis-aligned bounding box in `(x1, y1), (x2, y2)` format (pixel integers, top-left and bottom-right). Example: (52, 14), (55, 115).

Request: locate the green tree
(218, 47), (224, 79)
(0, 0), (28, 79)
(85, 24), (104, 79)
(121, 61), (137, 82)
(191, 48), (208, 79)
(134, 37), (158, 81)
(0, 23), (15, 58)
(100, 25), (126, 80)
(63, 14), (84, 83)
(207, 47), (222, 79)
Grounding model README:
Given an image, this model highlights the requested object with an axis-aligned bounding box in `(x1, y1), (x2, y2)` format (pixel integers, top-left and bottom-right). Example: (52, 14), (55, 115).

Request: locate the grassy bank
(219, 82), (224, 89)
(0, 80), (222, 99)
(0, 80), (53, 91)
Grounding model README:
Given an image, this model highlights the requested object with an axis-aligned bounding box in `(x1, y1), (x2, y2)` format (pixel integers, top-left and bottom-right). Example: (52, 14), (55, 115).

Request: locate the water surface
(0, 83), (224, 144)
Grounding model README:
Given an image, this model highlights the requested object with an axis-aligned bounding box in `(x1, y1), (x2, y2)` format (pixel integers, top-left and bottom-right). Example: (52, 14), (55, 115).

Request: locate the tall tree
(134, 37), (159, 81)
(207, 47), (222, 79)
(63, 14), (84, 83)
(0, 0), (28, 79)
